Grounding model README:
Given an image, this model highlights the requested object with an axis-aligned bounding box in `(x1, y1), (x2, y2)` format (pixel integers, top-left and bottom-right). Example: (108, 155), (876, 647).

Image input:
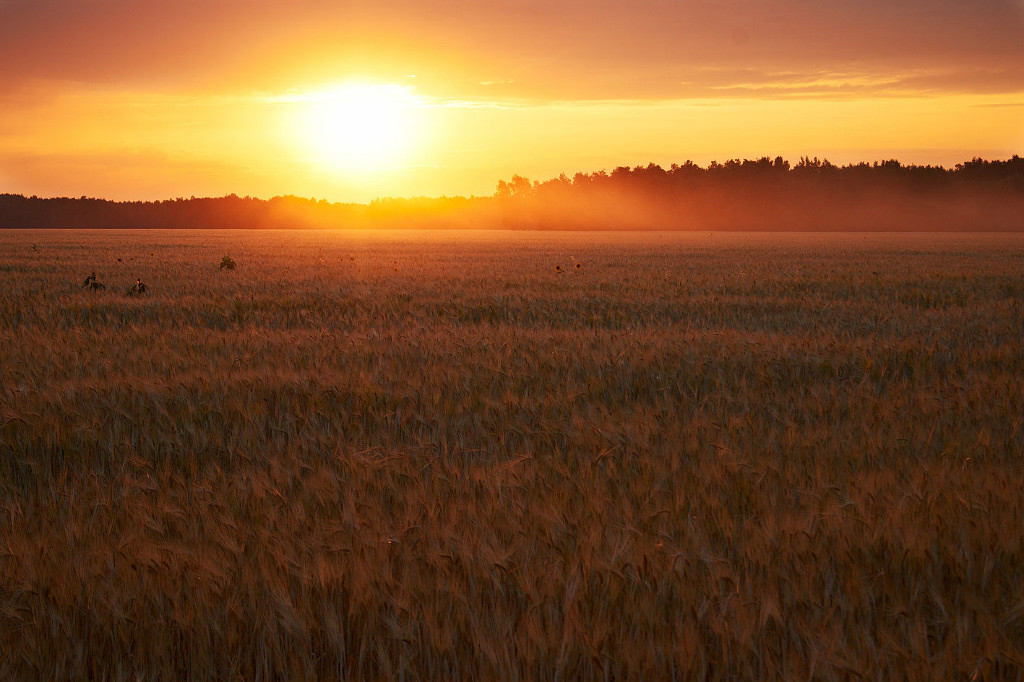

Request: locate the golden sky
(1, 0), (1023, 201)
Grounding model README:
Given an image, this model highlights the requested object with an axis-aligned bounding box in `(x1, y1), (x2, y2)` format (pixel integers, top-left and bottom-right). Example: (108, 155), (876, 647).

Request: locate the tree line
(2, 156), (1022, 231)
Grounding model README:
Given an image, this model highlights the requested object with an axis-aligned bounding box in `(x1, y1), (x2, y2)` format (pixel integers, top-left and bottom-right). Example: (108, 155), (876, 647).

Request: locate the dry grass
(1, 229), (1023, 681)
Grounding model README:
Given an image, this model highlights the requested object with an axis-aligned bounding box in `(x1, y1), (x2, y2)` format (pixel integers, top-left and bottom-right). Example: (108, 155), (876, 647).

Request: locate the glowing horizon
(1, 0), (1022, 202)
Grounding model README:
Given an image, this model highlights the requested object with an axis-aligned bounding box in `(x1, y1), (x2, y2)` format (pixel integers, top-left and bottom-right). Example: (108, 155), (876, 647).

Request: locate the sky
(1, 0), (1023, 202)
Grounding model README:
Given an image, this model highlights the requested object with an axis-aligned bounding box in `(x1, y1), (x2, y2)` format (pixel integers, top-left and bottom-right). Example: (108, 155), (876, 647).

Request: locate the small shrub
(127, 278), (148, 296)
(81, 272), (104, 290)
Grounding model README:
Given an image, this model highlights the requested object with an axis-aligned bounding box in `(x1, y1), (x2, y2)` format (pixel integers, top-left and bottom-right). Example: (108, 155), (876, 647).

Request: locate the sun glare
(296, 83), (424, 172)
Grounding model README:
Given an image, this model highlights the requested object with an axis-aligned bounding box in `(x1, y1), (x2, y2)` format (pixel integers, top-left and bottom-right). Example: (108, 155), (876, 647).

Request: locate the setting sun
(294, 83), (424, 173)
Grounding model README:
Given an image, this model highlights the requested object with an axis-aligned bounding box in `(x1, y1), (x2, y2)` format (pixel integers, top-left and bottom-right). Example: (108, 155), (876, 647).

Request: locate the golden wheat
(1, 229), (1022, 680)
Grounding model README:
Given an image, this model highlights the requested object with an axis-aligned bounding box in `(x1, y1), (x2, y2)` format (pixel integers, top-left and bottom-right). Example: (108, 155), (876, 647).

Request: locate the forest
(2, 156), (1022, 231)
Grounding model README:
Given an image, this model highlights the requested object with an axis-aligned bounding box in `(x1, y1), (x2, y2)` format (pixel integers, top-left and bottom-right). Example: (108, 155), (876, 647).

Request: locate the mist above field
(2, 155), (1022, 231)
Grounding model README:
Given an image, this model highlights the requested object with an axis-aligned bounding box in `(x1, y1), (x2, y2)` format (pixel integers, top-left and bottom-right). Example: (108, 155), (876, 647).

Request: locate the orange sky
(1, 0), (1022, 202)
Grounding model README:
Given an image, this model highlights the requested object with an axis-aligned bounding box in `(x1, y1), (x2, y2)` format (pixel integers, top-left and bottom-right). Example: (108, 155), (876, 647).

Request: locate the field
(1, 229), (1023, 680)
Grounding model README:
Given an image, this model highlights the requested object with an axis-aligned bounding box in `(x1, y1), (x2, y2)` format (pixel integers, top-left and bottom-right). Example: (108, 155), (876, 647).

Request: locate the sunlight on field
(1, 230), (1023, 679)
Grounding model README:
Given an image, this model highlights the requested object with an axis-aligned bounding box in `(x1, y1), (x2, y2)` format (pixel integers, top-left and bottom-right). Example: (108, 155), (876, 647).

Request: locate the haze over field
(4, 156), (1024, 231)
(1, 0), (1023, 202)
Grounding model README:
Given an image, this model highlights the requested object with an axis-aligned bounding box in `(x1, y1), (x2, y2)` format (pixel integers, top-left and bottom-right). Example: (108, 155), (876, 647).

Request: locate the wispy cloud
(696, 68), (1024, 100)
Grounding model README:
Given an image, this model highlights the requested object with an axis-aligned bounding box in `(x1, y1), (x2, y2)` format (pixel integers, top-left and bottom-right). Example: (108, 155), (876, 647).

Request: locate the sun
(296, 83), (424, 172)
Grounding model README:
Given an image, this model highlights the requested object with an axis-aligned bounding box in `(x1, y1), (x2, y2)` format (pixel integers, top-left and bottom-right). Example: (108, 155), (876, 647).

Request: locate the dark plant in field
(81, 271), (105, 290)
(127, 278), (148, 296)
(219, 255), (237, 271)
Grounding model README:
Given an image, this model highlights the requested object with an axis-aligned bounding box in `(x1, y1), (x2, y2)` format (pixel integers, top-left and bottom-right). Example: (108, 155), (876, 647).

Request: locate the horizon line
(3, 153), (1021, 205)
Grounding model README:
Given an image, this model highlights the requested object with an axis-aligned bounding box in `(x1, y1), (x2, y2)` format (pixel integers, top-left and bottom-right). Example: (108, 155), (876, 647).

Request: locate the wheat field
(1, 229), (1023, 681)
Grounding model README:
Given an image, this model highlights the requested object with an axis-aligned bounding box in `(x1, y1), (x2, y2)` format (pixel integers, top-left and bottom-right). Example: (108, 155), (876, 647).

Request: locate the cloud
(1, 0), (1022, 101)
(972, 101), (1024, 108)
(689, 67), (1024, 100)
